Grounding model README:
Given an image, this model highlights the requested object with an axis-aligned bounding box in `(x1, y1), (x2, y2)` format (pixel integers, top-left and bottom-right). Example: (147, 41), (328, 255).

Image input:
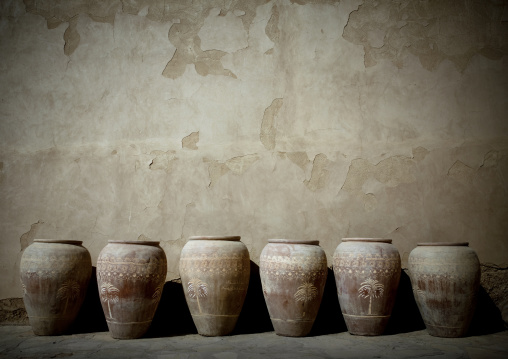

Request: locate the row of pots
(19, 237), (480, 339)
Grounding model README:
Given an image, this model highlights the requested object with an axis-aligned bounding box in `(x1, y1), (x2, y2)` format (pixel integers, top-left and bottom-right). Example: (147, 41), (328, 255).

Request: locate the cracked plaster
(0, 0), (507, 304)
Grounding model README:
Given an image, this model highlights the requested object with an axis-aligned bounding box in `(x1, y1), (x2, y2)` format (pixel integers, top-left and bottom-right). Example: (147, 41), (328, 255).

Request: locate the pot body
(260, 239), (327, 336)
(408, 242), (480, 337)
(179, 236), (250, 336)
(20, 239), (92, 335)
(96, 240), (167, 339)
(333, 238), (401, 335)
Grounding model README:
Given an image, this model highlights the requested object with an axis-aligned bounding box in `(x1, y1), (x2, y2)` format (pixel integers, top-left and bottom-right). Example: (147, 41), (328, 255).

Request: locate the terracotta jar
(408, 242), (480, 337)
(96, 240), (167, 339)
(333, 238), (401, 336)
(20, 239), (92, 335)
(259, 239), (327, 336)
(179, 236), (250, 336)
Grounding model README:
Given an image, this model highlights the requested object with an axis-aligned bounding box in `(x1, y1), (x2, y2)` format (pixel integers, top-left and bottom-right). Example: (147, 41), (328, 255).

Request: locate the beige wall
(1, 0), (507, 299)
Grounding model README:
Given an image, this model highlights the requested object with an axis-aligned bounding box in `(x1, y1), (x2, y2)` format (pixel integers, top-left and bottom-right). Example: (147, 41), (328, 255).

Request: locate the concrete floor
(0, 326), (507, 359)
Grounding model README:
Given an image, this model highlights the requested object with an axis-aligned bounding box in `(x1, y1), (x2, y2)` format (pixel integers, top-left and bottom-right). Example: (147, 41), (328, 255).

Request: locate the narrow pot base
(426, 323), (468, 338)
(271, 318), (314, 337)
(191, 314), (239, 336)
(343, 314), (390, 336)
(29, 317), (73, 336)
(106, 320), (152, 339)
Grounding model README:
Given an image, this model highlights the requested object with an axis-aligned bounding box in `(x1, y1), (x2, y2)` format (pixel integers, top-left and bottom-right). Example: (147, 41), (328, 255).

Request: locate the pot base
(426, 323), (468, 338)
(29, 317), (73, 336)
(106, 320), (152, 339)
(192, 314), (239, 336)
(343, 314), (390, 336)
(271, 318), (314, 337)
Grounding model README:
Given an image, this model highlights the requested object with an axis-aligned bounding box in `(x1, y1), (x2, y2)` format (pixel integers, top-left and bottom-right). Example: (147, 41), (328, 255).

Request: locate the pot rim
(417, 242), (469, 246)
(188, 236), (241, 241)
(342, 238), (392, 244)
(268, 239), (319, 245)
(34, 239), (83, 245)
(107, 240), (161, 245)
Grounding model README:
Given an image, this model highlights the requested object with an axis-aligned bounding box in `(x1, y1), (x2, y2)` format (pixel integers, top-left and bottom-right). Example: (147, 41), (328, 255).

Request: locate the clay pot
(259, 239), (328, 336)
(96, 240), (167, 339)
(333, 238), (401, 336)
(20, 239), (92, 335)
(179, 236), (250, 336)
(408, 242), (480, 337)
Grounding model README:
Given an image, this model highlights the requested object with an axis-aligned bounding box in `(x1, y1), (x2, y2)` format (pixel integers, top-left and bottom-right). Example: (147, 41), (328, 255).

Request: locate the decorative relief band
(180, 253), (249, 276)
(260, 254), (327, 281)
(97, 255), (166, 282)
(21, 254), (89, 279)
(342, 314), (390, 319)
(410, 272), (457, 281)
(333, 252), (400, 277)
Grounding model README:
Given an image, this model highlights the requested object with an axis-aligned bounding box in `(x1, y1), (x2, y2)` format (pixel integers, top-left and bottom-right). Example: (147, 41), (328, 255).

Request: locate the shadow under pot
(260, 239), (328, 337)
(333, 238), (401, 336)
(96, 240), (167, 339)
(20, 239), (92, 335)
(408, 242), (480, 338)
(179, 236), (250, 336)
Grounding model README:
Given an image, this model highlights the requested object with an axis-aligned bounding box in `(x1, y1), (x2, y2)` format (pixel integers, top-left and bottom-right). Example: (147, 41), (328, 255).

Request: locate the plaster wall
(0, 0), (507, 300)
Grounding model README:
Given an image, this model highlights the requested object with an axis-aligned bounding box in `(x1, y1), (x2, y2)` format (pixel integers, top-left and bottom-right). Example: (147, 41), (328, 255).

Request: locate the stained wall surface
(0, 0), (507, 300)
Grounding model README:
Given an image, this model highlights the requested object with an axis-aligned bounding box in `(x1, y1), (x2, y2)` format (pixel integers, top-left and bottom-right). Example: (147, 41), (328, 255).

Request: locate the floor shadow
(468, 285), (505, 336)
(145, 279), (197, 338)
(233, 261), (273, 335)
(309, 268), (347, 336)
(385, 269), (425, 335)
(71, 267), (108, 334)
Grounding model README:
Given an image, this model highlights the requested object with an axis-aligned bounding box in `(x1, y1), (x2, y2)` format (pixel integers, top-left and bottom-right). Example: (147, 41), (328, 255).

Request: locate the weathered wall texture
(1, 0), (507, 304)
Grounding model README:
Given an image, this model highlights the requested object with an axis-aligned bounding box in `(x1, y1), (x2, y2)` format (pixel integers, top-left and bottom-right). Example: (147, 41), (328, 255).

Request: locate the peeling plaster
(149, 150), (177, 173)
(19, 221), (44, 252)
(23, 0), (269, 79)
(343, 0), (508, 71)
(198, 8), (248, 53)
(265, 4), (280, 45)
(304, 153), (330, 191)
(341, 155), (417, 197)
(206, 160), (230, 187)
(206, 154), (260, 187)
(412, 146), (429, 162)
(137, 233), (151, 241)
(63, 15), (80, 56)
(287, 151), (310, 171)
(481, 151), (500, 169)
(162, 27), (237, 79)
(182, 131), (199, 150)
(448, 160), (475, 180)
(226, 154), (259, 175)
(260, 98), (283, 150)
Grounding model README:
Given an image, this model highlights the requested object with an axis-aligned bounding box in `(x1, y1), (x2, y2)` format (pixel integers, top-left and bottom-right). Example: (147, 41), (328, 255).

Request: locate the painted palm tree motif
(188, 278), (208, 314)
(56, 280), (80, 315)
(358, 278), (384, 315)
(294, 282), (318, 303)
(100, 282), (120, 319)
